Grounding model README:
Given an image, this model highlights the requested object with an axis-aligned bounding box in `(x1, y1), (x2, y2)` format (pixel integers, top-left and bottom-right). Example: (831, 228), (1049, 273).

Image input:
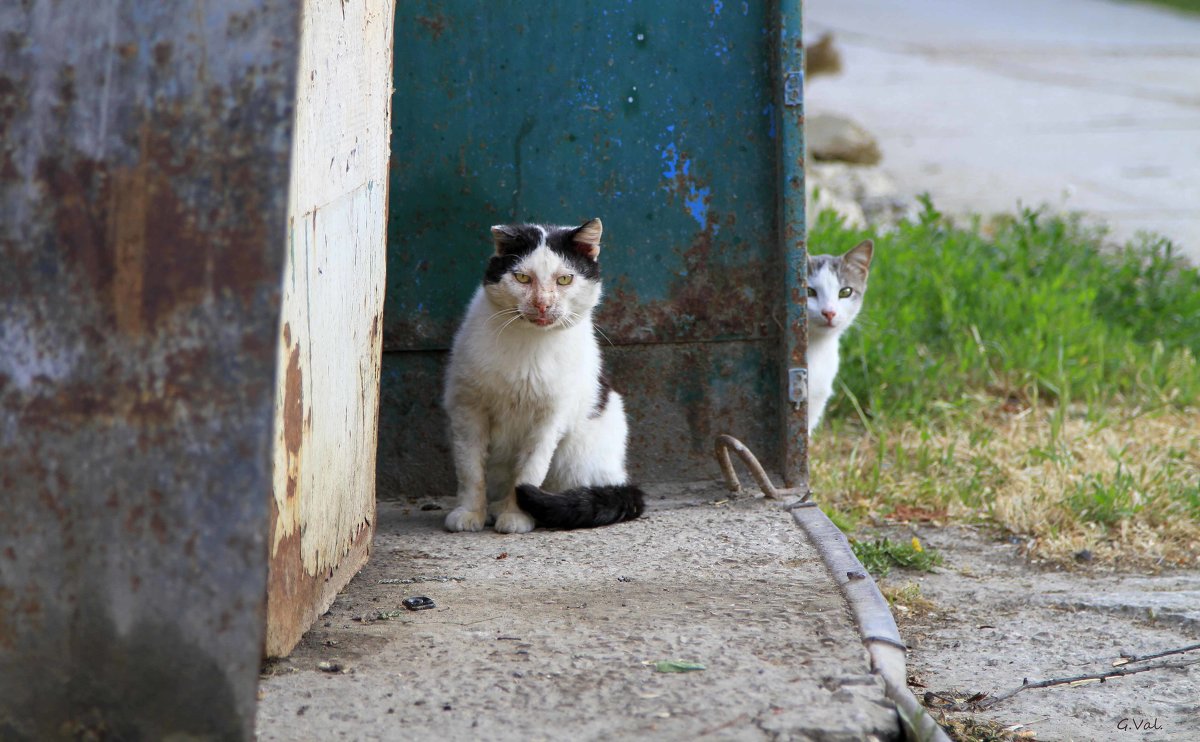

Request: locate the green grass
(810, 200), (1200, 567)
(851, 536), (943, 578)
(812, 199), (1200, 424)
(1068, 464), (1142, 527)
(1137, 0), (1200, 14)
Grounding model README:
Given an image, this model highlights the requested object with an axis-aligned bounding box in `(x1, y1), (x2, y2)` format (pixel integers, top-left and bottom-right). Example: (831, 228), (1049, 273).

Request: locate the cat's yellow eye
(513, 272), (531, 284)
(806, 287), (817, 298)
(556, 275), (574, 286)
(838, 287), (854, 298)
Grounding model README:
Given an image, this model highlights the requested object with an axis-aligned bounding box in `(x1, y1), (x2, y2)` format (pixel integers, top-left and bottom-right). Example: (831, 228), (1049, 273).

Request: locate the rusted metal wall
(0, 2), (300, 739)
(265, 0), (394, 658)
(378, 1), (795, 498)
(778, 1), (809, 489)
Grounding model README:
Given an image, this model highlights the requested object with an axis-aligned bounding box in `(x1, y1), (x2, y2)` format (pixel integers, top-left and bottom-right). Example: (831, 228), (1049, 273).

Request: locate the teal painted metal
(776, 0), (809, 489)
(381, 1), (805, 494)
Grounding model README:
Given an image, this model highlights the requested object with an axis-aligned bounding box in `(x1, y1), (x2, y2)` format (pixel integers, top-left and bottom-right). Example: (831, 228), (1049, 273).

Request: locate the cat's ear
(842, 239), (873, 277)
(571, 218), (603, 261)
(490, 224), (522, 255)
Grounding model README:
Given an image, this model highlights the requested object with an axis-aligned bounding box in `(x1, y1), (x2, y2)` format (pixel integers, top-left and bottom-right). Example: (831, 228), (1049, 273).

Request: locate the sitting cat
(443, 218), (645, 533)
(806, 240), (874, 434)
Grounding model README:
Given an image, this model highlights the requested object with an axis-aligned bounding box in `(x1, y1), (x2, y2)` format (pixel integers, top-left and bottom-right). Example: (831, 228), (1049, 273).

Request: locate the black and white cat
(806, 240), (874, 434)
(443, 219), (645, 533)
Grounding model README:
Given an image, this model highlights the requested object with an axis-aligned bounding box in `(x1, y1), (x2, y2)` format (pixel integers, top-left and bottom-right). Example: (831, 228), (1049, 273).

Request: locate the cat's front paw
(493, 510), (535, 534)
(445, 507), (487, 532)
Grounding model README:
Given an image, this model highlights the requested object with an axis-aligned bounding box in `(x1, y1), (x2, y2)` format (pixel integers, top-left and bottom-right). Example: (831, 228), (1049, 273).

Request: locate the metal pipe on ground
(715, 435), (952, 742)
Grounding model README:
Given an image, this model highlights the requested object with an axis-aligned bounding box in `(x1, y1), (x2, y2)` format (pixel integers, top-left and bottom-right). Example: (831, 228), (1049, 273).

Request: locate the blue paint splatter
(660, 126), (712, 229)
(661, 142), (680, 180)
(709, 0), (724, 27)
(763, 103), (776, 139)
(684, 185), (711, 229)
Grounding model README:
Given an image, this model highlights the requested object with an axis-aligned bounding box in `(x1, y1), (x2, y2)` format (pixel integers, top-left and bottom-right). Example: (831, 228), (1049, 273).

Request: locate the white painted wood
(268, 0), (394, 653)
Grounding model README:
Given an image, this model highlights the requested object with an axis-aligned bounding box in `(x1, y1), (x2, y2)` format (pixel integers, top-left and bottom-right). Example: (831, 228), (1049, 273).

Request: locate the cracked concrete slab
(256, 489), (901, 741)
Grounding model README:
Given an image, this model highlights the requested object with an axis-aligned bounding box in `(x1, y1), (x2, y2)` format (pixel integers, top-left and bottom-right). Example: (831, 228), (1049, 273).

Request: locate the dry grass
(812, 403), (1200, 568)
(880, 581), (937, 619)
(936, 713), (1028, 742)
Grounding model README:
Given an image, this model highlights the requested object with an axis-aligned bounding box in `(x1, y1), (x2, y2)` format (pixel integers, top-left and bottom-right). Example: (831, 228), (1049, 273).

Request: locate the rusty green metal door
(380, 2), (807, 496)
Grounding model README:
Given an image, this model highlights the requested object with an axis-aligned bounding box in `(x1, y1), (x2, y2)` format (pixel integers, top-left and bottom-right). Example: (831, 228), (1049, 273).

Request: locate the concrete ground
(806, 0), (1200, 262)
(892, 526), (1200, 741)
(256, 486), (901, 741)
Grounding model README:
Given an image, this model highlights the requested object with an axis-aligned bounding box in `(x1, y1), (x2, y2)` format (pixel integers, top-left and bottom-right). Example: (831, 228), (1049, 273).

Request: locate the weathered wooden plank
(265, 0), (394, 657)
(0, 2), (301, 739)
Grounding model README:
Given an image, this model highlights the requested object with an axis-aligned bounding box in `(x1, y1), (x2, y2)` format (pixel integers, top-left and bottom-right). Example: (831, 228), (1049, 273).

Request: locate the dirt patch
(879, 525), (1200, 740)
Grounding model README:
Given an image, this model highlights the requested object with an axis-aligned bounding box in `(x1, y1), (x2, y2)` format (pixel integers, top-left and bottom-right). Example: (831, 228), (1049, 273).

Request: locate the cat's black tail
(515, 483), (645, 529)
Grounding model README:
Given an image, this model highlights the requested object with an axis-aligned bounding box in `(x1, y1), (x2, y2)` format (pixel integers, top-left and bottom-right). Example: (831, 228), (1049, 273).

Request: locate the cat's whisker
(592, 324), (615, 347)
(486, 308), (522, 325)
(496, 313), (524, 337)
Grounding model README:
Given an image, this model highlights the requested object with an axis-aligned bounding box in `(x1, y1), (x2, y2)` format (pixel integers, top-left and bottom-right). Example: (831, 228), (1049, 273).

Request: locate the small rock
(806, 33), (843, 78)
(402, 596), (436, 611)
(806, 162), (912, 229)
(317, 661), (342, 673)
(1074, 549), (1094, 563)
(808, 113), (882, 165)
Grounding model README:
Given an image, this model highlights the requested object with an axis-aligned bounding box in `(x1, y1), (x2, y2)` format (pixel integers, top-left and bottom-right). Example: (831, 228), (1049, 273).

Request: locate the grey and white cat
(442, 218), (644, 533)
(806, 240), (874, 434)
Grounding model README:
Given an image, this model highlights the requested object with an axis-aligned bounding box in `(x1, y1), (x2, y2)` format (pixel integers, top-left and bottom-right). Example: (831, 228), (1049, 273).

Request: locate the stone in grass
(808, 113), (882, 166)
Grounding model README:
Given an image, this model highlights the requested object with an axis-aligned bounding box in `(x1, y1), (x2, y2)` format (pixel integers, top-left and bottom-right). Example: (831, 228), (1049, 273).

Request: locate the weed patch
(852, 536), (943, 578)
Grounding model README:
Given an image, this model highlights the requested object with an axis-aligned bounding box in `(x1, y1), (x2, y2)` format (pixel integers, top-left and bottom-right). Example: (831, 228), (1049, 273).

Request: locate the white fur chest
(807, 329), (841, 396)
(447, 290), (599, 421)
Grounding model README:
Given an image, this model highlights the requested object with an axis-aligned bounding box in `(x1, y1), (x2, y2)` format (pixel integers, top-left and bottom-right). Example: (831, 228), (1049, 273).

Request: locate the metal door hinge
(783, 70), (803, 107)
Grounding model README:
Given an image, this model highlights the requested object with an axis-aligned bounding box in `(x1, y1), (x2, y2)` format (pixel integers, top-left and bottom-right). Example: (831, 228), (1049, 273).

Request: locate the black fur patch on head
(483, 224), (542, 284)
(482, 223), (603, 284)
(545, 224), (601, 281)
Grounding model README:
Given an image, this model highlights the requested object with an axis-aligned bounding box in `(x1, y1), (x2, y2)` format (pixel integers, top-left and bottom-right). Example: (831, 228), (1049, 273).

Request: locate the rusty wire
(713, 434), (810, 502)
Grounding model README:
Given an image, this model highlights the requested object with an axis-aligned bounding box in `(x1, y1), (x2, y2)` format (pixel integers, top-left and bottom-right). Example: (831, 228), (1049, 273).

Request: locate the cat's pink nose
(821, 309), (837, 322)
